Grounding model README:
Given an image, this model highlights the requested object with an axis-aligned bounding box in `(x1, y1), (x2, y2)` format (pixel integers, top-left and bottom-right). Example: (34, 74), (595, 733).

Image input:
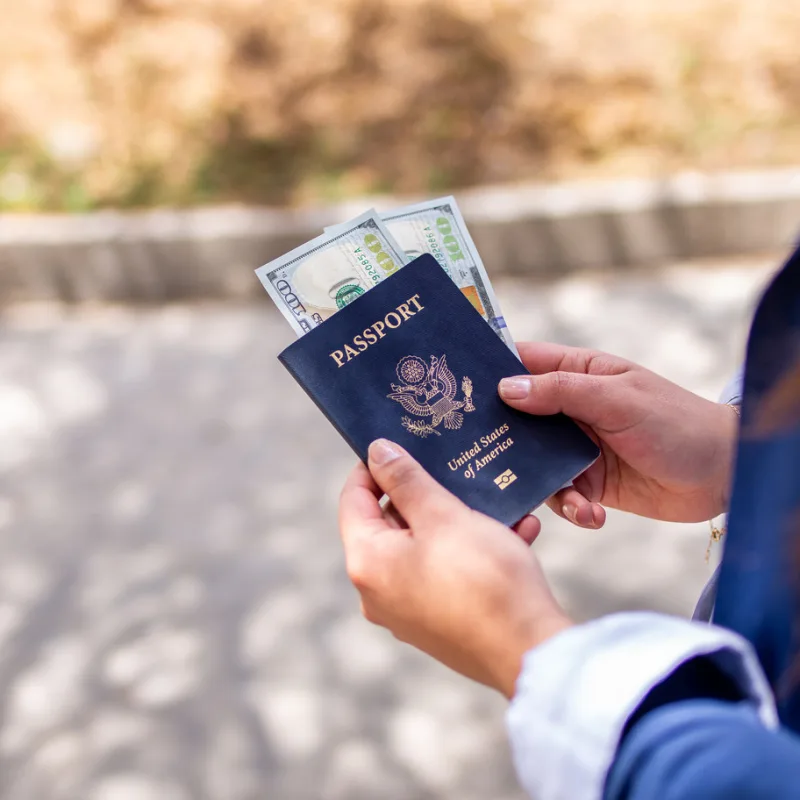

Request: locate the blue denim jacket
(606, 246), (800, 799)
(507, 249), (800, 800)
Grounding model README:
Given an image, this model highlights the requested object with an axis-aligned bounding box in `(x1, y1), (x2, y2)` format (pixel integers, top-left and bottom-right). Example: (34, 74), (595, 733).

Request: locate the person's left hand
(338, 438), (572, 698)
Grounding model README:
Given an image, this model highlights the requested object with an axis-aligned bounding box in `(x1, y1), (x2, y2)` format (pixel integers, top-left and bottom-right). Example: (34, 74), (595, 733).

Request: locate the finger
(545, 486), (606, 528)
(512, 514), (542, 545)
(498, 371), (607, 423)
(367, 439), (465, 528)
(381, 499), (407, 530)
(516, 342), (595, 376)
(573, 457), (607, 504)
(339, 462), (386, 547)
(340, 464), (412, 598)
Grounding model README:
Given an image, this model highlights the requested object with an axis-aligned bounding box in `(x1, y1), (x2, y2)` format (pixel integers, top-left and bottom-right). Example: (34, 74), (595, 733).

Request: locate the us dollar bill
(379, 197), (518, 355)
(256, 210), (408, 336)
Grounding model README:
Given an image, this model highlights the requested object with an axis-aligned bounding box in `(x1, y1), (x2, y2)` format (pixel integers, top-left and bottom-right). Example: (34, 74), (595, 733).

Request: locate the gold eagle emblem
(388, 355), (476, 438)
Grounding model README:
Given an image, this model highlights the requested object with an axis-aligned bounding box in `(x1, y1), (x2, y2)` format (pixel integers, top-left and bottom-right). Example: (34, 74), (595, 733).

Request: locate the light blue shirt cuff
(719, 366), (744, 406)
(505, 611), (777, 800)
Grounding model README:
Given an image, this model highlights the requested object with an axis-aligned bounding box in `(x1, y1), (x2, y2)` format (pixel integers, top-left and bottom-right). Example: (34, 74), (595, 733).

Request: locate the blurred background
(0, 1), (798, 799)
(1, 0), (800, 210)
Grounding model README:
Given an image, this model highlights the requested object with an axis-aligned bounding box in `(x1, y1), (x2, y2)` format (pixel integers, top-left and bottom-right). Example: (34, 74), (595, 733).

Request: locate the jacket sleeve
(605, 699), (800, 800)
(505, 612), (777, 800)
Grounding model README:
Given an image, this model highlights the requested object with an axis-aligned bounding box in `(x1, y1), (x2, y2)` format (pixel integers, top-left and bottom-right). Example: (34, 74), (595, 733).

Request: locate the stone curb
(1, 167), (799, 303)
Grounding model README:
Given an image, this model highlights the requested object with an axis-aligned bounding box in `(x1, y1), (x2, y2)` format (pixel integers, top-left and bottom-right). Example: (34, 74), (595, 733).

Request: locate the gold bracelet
(706, 517), (727, 563)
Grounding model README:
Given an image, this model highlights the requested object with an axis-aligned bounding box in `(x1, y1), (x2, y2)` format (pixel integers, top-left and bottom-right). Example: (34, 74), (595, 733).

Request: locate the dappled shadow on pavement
(0, 259), (771, 799)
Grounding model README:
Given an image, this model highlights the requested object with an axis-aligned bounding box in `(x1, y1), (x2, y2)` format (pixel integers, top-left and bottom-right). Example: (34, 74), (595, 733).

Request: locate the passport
(278, 254), (599, 526)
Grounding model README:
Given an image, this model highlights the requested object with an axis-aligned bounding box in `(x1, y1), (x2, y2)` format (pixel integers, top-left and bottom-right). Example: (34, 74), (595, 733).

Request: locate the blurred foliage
(1, 0), (799, 211)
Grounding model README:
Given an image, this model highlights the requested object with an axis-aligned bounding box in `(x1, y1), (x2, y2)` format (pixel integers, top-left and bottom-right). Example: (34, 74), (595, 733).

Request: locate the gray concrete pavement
(0, 256), (774, 799)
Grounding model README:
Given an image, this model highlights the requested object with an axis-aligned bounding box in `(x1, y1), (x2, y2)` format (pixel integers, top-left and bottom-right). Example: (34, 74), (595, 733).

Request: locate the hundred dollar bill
(326, 198), (516, 353)
(256, 210), (408, 336)
(379, 197), (518, 355)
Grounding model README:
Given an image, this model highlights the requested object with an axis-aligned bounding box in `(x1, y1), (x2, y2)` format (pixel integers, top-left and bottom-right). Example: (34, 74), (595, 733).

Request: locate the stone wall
(2, 169), (798, 304)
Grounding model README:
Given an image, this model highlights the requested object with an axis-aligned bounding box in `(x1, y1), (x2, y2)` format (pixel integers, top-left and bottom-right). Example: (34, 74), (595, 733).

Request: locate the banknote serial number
(363, 233), (401, 278)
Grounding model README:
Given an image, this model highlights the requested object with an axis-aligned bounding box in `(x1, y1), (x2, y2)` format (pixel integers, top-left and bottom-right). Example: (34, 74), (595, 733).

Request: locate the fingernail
(499, 377), (532, 400)
(369, 439), (404, 466)
(562, 503), (578, 524)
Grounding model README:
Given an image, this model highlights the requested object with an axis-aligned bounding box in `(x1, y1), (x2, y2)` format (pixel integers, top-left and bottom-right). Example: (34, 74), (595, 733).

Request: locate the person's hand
(499, 343), (740, 526)
(339, 439), (571, 698)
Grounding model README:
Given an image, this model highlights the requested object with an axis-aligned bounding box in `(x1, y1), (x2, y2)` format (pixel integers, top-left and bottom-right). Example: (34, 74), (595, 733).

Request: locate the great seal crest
(388, 354), (475, 438)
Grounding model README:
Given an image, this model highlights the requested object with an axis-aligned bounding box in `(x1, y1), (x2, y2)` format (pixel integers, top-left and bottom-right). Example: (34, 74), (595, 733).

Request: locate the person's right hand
(499, 343), (740, 527)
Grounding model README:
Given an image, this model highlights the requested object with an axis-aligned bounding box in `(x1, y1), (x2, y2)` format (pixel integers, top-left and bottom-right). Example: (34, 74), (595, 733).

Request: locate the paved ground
(0, 256), (774, 800)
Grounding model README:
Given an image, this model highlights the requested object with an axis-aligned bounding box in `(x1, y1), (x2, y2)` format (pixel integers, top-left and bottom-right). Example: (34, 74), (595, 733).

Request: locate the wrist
(712, 402), (740, 514)
(497, 611), (573, 699)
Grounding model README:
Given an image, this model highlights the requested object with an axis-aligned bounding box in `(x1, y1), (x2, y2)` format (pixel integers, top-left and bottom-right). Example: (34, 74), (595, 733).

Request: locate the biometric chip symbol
(494, 469), (517, 490)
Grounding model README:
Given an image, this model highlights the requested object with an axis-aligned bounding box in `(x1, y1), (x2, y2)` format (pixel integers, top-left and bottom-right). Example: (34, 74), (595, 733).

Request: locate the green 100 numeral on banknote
(255, 210), (407, 336)
(256, 196), (517, 355)
(379, 197), (517, 355)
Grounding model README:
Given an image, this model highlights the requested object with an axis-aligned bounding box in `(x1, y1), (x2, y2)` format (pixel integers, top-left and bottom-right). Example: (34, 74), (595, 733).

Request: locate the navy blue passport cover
(278, 254), (599, 526)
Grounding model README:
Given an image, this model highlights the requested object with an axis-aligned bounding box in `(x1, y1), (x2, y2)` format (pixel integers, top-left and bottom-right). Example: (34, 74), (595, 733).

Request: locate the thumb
(498, 372), (606, 424)
(367, 439), (466, 528)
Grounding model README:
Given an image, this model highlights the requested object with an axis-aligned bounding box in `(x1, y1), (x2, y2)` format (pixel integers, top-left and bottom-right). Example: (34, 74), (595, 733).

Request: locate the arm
(338, 438), (792, 800)
(337, 349), (768, 799)
(606, 700), (800, 800)
(507, 613), (778, 800)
